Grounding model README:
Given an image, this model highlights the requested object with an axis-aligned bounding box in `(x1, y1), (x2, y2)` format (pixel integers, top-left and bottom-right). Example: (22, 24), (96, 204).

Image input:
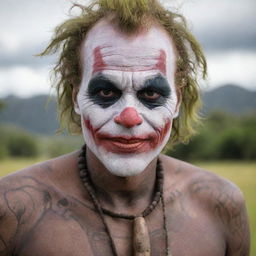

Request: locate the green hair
(40, 0), (207, 145)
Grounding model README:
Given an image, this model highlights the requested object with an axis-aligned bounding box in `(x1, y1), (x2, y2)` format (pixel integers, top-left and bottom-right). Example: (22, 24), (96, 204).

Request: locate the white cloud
(1, 0), (255, 53)
(0, 0), (89, 52)
(206, 51), (256, 90)
(0, 66), (52, 97)
(0, 0), (255, 97)
(163, 0), (256, 50)
(177, 0), (256, 29)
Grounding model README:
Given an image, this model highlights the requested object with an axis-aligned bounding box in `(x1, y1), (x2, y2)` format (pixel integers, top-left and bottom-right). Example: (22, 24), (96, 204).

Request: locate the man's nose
(114, 107), (143, 128)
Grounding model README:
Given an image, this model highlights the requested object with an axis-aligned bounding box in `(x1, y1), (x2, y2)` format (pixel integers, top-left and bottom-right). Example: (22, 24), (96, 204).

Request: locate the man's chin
(104, 161), (147, 177)
(98, 150), (157, 177)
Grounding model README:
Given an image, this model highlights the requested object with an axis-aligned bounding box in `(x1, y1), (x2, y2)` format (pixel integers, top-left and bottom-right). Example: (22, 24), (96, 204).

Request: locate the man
(0, 0), (250, 255)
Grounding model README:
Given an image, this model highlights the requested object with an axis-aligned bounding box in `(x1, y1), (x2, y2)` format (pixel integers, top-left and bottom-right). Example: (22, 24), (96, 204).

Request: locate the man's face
(75, 19), (179, 176)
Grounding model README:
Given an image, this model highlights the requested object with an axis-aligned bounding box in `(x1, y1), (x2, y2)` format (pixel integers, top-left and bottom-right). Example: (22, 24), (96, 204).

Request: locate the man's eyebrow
(89, 73), (111, 84)
(87, 74), (120, 94)
(140, 74), (171, 97)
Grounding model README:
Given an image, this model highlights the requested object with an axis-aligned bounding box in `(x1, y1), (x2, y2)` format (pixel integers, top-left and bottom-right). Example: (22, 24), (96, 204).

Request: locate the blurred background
(0, 0), (255, 253)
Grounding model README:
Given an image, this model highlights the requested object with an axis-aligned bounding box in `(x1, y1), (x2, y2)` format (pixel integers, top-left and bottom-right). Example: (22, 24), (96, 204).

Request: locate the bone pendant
(133, 217), (150, 256)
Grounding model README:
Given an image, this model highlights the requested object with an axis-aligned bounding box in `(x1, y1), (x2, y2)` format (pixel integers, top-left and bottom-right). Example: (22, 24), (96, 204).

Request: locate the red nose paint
(114, 107), (143, 128)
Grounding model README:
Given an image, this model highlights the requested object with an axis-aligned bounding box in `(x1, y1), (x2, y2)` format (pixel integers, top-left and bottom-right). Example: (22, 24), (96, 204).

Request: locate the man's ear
(72, 88), (81, 115)
(173, 88), (181, 118)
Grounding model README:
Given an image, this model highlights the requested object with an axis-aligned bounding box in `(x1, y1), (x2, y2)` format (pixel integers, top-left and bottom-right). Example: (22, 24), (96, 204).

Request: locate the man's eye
(98, 90), (117, 98)
(139, 91), (160, 100)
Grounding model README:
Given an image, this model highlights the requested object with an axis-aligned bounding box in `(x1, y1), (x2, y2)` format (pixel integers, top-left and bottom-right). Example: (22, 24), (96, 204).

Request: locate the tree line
(167, 112), (256, 161)
(0, 111), (256, 161)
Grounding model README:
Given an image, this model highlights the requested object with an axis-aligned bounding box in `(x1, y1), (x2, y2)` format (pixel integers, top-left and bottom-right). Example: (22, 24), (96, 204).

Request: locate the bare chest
(13, 195), (226, 256)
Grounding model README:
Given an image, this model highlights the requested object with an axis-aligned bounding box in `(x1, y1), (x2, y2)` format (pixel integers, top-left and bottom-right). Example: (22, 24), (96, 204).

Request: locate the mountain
(0, 95), (58, 134)
(201, 84), (256, 115)
(0, 84), (255, 135)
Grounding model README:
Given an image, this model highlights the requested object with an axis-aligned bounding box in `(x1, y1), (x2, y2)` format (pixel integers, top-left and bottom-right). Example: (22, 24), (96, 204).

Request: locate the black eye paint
(87, 74), (122, 108)
(137, 75), (171, 109)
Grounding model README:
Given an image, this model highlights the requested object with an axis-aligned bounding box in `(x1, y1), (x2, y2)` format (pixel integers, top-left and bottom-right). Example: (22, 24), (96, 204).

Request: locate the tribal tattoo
(190, 174), (250, 255)
(0, 172), (168, 256)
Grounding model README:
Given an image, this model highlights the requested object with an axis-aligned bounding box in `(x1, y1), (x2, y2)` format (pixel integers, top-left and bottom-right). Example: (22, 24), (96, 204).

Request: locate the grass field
(0, 158), (255, 254)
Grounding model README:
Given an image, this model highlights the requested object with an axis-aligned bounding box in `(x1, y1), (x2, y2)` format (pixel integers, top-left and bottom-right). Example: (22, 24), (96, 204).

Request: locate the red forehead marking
(93, 47), (167, 75)
(154, 49), (167, 76)
(93, 46), (106, 74)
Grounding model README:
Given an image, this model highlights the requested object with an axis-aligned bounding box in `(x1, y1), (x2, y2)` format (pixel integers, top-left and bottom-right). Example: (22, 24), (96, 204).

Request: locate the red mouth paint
(84, 119), (171, 154)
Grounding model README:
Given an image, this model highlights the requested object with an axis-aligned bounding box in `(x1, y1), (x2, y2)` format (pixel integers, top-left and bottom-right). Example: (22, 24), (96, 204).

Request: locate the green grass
(0, 157), (46, 175)
(0, 159), (255, 254)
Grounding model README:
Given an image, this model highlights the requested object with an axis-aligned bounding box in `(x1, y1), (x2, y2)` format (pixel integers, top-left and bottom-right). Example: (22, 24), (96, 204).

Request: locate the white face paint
(75, 18), (179, 177)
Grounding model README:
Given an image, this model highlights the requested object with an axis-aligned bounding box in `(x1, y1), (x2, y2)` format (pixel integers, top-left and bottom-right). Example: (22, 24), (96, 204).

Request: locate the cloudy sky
(0, 0), (255, 97)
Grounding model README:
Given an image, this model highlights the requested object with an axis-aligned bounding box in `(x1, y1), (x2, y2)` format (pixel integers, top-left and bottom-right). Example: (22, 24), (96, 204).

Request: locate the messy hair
(40, 0), (207, 145)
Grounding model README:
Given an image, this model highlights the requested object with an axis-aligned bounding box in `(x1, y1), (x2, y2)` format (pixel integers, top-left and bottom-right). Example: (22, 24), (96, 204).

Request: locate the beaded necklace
(78, 145), (171, 255)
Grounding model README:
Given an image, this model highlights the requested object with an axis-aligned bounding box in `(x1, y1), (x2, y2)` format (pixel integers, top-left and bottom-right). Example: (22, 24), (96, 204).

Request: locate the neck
(86, 147), (157, 215)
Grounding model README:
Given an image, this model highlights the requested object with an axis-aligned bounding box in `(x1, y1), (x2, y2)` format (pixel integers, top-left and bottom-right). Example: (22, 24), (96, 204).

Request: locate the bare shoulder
(0, 151), (81, 255)
(160, 154), (250, 255)
(0, 151), (81, 208)
(160, 154), (245, 207)
(0, 150), (80, 189)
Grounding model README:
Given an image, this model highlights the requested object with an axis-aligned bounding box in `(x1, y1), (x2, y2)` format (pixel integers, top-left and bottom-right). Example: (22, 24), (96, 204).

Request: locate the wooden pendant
(133, 216), (150, 256)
